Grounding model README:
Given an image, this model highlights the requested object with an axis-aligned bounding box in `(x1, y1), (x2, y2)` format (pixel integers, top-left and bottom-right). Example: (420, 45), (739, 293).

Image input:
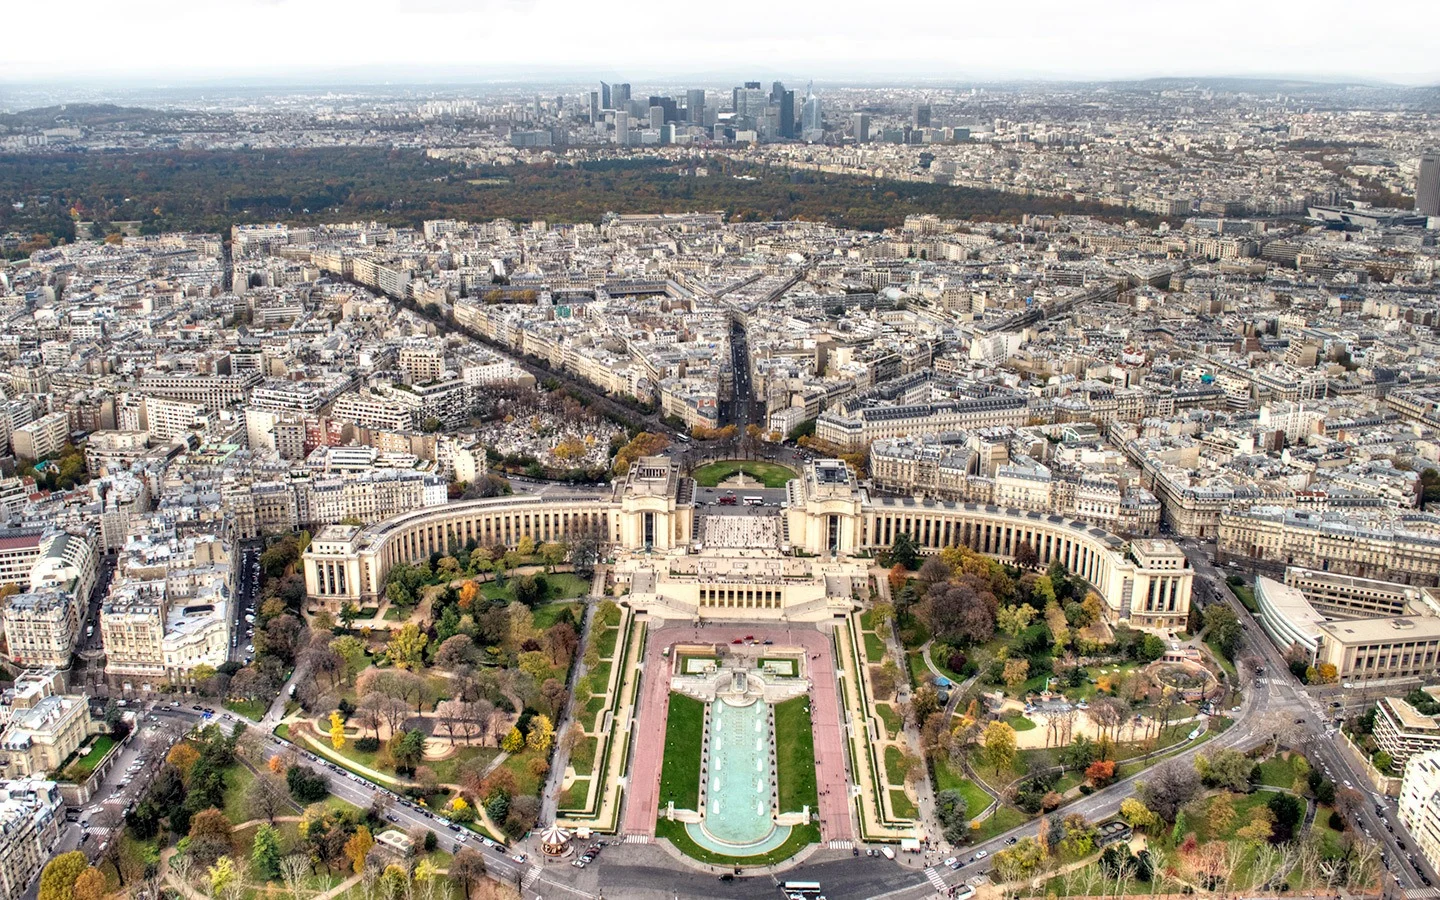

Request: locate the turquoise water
(683, 697), (791, 855)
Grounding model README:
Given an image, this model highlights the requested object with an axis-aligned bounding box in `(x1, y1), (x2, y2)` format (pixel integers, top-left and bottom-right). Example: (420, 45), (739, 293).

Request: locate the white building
(1399, 749), (1440, 876)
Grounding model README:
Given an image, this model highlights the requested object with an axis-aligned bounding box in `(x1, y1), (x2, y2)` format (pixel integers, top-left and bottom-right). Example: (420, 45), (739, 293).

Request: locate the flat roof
(1320, 615), (1440, 644)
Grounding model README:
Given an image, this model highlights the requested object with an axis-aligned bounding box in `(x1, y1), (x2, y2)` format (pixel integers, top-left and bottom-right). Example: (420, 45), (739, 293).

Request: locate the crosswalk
(622, 833), (653, 844)
(827, 839), (853, 849)
(521, 865), (543, 889)
(925, 867), (948, 891)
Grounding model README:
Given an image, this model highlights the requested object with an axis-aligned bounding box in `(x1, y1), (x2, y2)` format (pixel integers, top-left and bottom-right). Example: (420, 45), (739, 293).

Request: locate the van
(880, 847), (895, 860)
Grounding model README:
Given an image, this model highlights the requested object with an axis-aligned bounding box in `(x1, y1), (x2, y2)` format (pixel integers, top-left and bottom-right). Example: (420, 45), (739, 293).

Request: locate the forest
(0, 148), (1160, 250)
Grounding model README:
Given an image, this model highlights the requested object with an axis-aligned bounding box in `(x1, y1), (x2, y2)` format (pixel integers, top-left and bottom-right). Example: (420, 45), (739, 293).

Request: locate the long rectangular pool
(684, 697), (791, 856)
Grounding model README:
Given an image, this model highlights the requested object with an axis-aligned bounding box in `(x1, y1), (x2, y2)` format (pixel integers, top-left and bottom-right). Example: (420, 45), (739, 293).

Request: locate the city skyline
(3, 0), (1439, 86)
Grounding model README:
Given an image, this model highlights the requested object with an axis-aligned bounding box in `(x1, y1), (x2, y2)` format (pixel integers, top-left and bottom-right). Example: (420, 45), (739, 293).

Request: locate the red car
(731, 638), (743, 644)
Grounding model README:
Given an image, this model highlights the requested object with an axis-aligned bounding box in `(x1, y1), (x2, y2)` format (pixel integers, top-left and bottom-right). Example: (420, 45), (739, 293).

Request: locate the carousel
(539, 823), (572, 857)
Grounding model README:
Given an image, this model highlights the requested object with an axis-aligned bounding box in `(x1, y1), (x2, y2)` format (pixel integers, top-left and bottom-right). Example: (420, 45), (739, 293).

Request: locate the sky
(3, 0), (1438, 86)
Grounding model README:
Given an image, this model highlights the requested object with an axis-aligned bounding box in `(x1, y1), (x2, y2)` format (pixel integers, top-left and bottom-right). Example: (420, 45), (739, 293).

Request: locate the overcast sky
(4, 0), (1437, 85)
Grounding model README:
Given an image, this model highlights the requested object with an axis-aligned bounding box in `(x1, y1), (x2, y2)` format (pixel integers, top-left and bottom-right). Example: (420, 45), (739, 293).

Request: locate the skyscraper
(800, 85), (822, 138)
(615, 111), (630, 147)
(649, 105), (665, 130)
(912, 103), (931, 128)
(589, 91), (600, 124)
(599, 81), (611, 110)
(613, 83), (631, 106)
(851, 112), (870, 142)
(686, 89), (705, 124)
(1418, 153), (1440, 218)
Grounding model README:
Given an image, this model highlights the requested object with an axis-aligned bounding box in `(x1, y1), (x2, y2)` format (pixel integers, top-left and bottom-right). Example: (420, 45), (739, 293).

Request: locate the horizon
(3, 0), (1438, 89)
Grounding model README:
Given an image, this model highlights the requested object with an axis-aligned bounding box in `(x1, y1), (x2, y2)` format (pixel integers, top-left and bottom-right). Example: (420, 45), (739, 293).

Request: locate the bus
(743, 496), (764, 506)
(781, 882), (821, 897)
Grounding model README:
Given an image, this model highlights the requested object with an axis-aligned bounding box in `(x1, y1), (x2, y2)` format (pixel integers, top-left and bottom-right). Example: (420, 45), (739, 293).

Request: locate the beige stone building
(0, 677), (96, 779)
(0, 779), (63, 900)
(305, 456), (1193, 632)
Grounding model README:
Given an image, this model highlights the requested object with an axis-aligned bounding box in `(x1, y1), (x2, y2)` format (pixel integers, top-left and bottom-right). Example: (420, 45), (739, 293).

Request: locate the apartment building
(0, 532), (44, 590)
(9, 412), (69, 463)
(0, 779), (63, 900)
(1375, 691), (1440, 770)
(819, 396), (1030, 450)
(1400, 749), (1440, 876)
(1, 591), (79, 668)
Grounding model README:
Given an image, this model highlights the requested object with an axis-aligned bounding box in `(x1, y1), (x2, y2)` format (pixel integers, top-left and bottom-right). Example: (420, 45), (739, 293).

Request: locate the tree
(244, 772), (291, 823)
(344, 826), (374, 874)
(982, 721), (1018, 775)
(1002, 657), (1031, 687)
(280, 856), (310, 900)
(889, 533), (920, 570)
(330, 711), (347, 750)
(1137, 759), (1201, 823)
(1085, 759), (1116, 787)
(1014, 540), (1038, 570)
(1207, 793), (1237, 835)
(252, 824), (282, 881)
(1120, 797), (1160, 831)
(387, 622), (429, 670)
(526, 715), (555, 754)
(190, 808), (234, 842)
(997, 603), (1039, 638)
(501, 727), (524, 753)
(1203, 603), (1243, 659)
(1198, 748), (1255, 792)
(1268, 792), (1305, 842)
(207, 857), (238, 900)
(39, 852), (89, 900)
(167, 742), (202, 780)
(72, 869), (105, 900)
(449, 849), (488, 900)
(436, 634), (479, 669)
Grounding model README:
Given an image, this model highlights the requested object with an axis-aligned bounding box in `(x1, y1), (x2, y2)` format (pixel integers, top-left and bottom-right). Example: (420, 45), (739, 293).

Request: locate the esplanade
(303, 456), (1192, 631)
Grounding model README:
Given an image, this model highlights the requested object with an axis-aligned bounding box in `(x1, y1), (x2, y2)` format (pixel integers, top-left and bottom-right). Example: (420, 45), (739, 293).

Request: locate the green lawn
(691, 460), (797, 488)
(863, 631), (887, 663)
(383, 606), (409, 621)
(1227, 579), (1259, 613)
(569, 735), (597, 772)
(932, 756), (994, 820)
(222, 764), (258, 824)
(62, 735), (116, 781)
(969, 805), (1027, 842)
(658, 693), (704, 812)
(481, 572), (591, 606)
(1002, 713), (1037, 732)
(579, 695), (606, 731)
(875, 703), (902, 739)
(656, 818), (817, 866)
(595, 625), (619, 659)
(427, 745), (501, 785)
(224, 698), (270, 720)
(884, 745), (911, 786)
(774, 697), (818, 814)
(1204, 638), (1239, 677)
(532, 600), (583, 630)
(890, 788), (918, 818)
(1256, 753), (1301, 789)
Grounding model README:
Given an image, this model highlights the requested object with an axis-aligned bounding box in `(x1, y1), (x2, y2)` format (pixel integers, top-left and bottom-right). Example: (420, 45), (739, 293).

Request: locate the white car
(974, 850), (988, 860)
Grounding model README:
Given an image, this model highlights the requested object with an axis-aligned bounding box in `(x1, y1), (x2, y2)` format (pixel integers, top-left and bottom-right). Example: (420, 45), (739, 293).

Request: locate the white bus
(781, 882), (821, 896)
(743, 496), (764, 506)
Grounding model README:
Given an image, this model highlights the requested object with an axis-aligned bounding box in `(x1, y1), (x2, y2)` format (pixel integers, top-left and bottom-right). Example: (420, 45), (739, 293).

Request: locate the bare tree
(245, 771), (292, 823)
(279, 856), (310, 900)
